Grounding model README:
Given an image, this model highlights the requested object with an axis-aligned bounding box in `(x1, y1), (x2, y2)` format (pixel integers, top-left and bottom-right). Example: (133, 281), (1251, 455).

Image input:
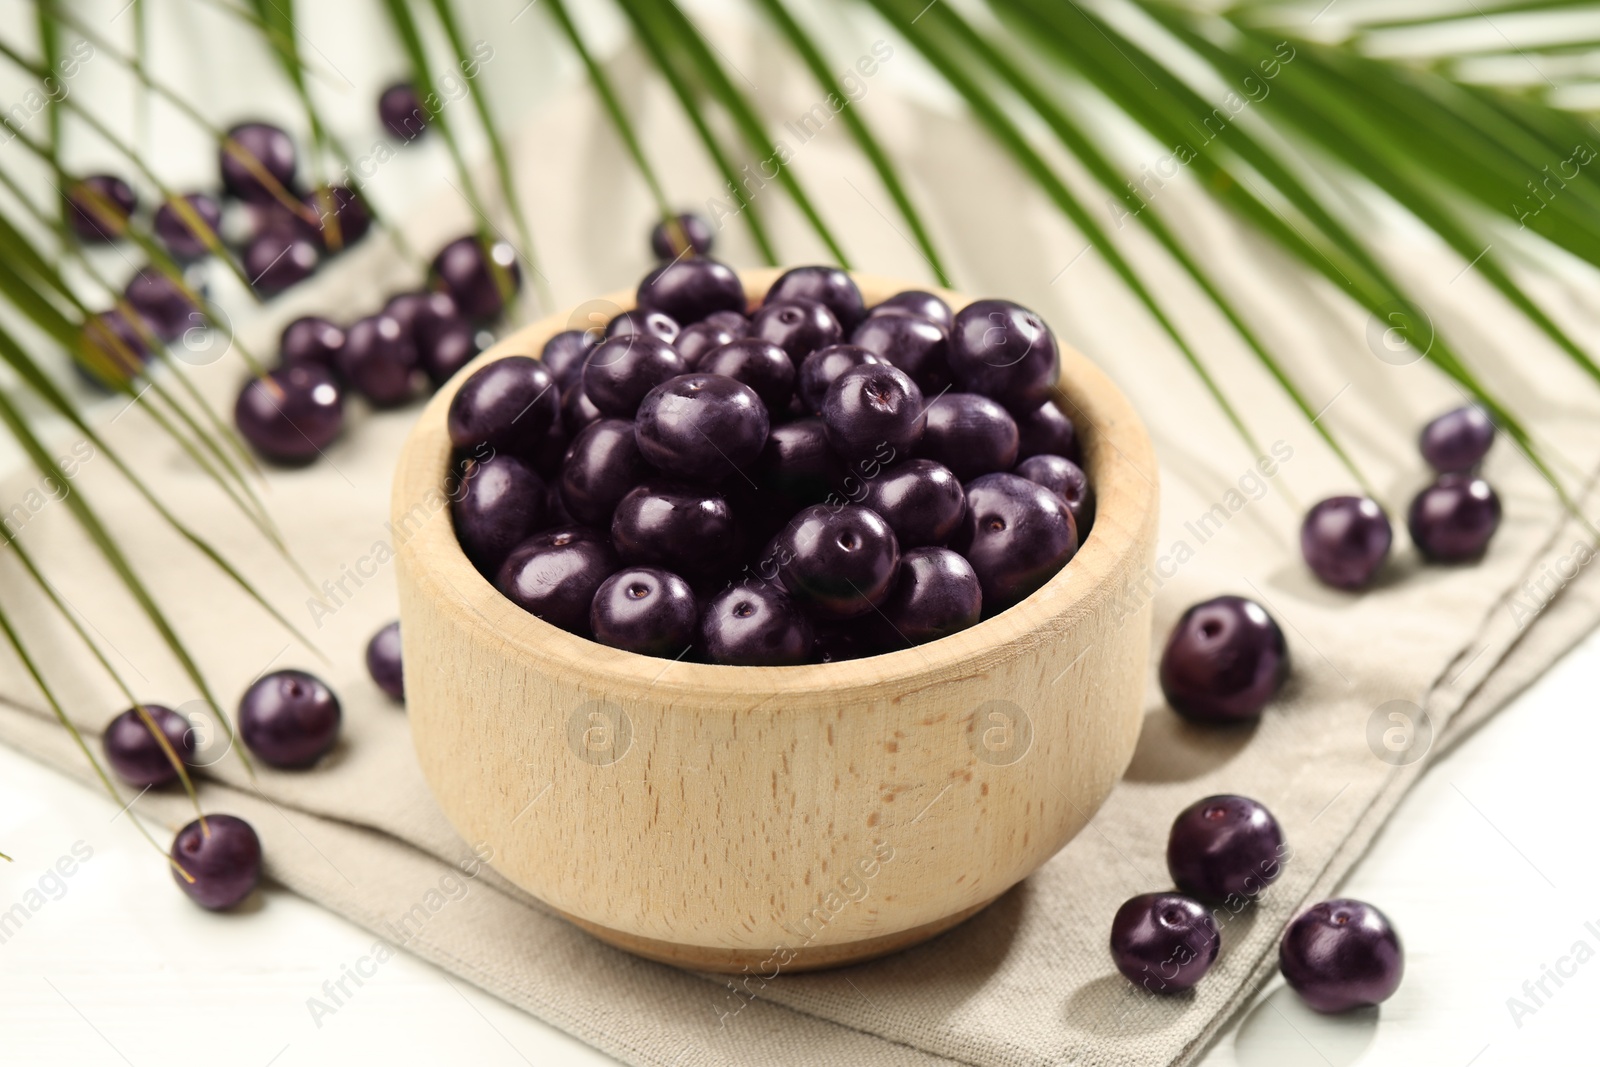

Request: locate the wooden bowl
(393, 270), (1158, 973)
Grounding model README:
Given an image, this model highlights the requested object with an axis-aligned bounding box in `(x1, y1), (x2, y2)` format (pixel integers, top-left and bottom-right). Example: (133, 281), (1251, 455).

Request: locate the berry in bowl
(393, 266), (1159, 971)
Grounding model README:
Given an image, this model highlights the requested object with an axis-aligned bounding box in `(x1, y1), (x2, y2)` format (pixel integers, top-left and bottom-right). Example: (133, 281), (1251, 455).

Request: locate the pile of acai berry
(448, 247), (1092, 666)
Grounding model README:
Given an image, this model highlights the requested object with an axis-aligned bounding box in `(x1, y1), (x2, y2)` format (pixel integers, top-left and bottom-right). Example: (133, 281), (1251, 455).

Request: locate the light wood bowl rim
(392, 268), (1157, 702)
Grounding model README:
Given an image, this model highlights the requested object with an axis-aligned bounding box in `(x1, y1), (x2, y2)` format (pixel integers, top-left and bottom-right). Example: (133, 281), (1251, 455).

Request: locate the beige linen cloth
(4, 34), (1600, 1067)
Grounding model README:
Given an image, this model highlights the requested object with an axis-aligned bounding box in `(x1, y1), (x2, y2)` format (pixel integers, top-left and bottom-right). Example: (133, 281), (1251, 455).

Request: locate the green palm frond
(544, 0), (673, 219)
(0, 169), (281, 540)
(752, 0), (951, 286)
(378, 0), (548, 309)
(608, 0), (782, 263)
(424, 0), (539, 270)
(6, 0), (1600, 836)
(0, 594), (188, 870)
(648, 0), (852, 265)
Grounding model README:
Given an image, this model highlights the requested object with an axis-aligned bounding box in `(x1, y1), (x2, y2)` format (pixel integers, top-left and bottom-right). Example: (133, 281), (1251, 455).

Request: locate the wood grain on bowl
(393, 270), (1159, 972)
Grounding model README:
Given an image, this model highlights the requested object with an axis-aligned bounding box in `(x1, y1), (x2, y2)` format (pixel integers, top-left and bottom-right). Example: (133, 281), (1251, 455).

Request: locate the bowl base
(554, 895), (1001, 974)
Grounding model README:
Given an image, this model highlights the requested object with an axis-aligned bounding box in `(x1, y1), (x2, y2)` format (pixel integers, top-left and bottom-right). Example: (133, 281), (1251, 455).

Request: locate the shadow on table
(1123, 706), (1257, 785)
(1234, 984), (1378, 1067)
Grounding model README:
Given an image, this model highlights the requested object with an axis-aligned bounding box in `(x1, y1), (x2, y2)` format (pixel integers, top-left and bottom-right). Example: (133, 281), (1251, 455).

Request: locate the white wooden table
(4, 628), (1596, 1066)
(2, 2), (1596, 1063)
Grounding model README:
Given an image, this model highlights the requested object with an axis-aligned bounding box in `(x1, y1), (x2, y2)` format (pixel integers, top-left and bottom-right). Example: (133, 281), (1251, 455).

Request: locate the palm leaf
(751, 0), (952, 286)
(996, 0), (1576, 502)
(35, 0), (62, 160)
(0, 381), (255, 776)
(901, 0), (1370, 486)
(6, 536), (205, 819)
(0, 36), (262, 295)
(863, 0), (1270, 460)
(608, 0), (781, 263)
(424, 0), (542, 277)
(237, 0), (416, 261)
(1352, 0), (1596, 30)
(543, 0), (673, 217)
(0, 177), (282, 542)
(642, 0), (852, 266)
(377, 0), (545, 310)
(0, 595), (188, 874)
(8, 0), (1600, 850)
(0, 313), (320, 672)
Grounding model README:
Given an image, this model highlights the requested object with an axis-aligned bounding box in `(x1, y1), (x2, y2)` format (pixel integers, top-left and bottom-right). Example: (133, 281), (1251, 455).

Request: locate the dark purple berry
(675, 320), (740, 369)
(560, 381), (603, 436)
(1159, 596), (1288, 724)
(591, 567), (699, 657)
(611, 481), (736, 578)
(541, 329), (596, 388)
(244, 230), (318, 295)
(432, 235), (520, 320)
(1016, 400), (1080, 463)
(775, 504), (900, 620)
(821, 363), (924, 461)
(560, 418), (648, 526)
(420, 319), (481, 386)
(447, 356), (559, 457)
(851, 313), (949, 393)
(953, 473), (1077, 612)
(383, 290), (461, 354)
(1110, 893), (1220, 994)
(868, 290), (953, 332)
(754, 418), (844, 505)
(66, 174), (136, 242)
(78, 309), (151, 387)
(650, 213), (714, 259)
(529, 419), (570, 481)
(919, 393), (1019, 481)
(238, 669), (341, 769)
(235, 365), (343, 465)
(859, 458), (965, 548)
(703, 309), (750, 336)
(380, 82), (429, 141)
(338, 314), (418, 407)
(221, 122), (297, 203)
(606, 308), (681, 346)
(1280, 900), (1404, 1013)
(123, 267), (201, 343)
(637, 257), (745, 325)
(171, 815), (261, 911)
(798, 344), (881, 414)
(1408, 475), (1501, 562)
(698, 338), (795, 412)
(1301, 496), (1391, 589)
(583, 334), (686, 417)
(452, 454), (549, 574)
(949, 299), (1059, 414)
(700, 583), (813, 665)
(1167, 795), (1286, 902)
(874, 547), (981, 647)
(544, 479), (576, 526)
(765, 266), (865, 333)
(750, 300), (842, 366)
(1419, 406), (1494, 473)
(812, 619), (882, 663)
(154, 192), (222, 259)
(301, 185), (371, 251)
(495, 526), (618, 636)
(634, 374), (770, 483)
(279, 316), (345, 372)
(812, 620), (876, 662)
(1016, 454), (1094, 534)
(366, 621), (404, 701)
(102, 705), (194, 788)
